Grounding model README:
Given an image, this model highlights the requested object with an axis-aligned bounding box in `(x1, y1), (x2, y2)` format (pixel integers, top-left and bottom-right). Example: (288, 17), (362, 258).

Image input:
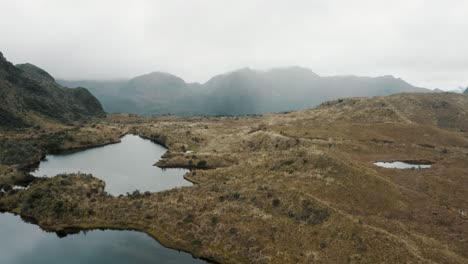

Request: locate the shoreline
(2, 130), (217, 263)
(2, 211), (220, 264)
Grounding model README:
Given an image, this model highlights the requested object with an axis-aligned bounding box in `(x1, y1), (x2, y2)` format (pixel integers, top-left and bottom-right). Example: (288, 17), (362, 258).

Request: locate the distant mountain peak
(206, 66), (320, 87)
(228, 66), (319, 77)
(225, 67), (254, 76)
(130, 71), (186, 84)
(138, 71), (178, 77)
(270, 65), (317, 73)
(379, 75), (399, 80)
(120, 71), (189, 101)
(464, 87), (468, 94)
(266, 66), (320, 79)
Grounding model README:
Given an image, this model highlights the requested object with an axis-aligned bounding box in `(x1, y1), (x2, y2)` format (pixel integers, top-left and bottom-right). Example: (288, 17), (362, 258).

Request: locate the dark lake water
(32, 134), (191, 195)
(0, 213), (204, 264)
(1, 134), (204, 263)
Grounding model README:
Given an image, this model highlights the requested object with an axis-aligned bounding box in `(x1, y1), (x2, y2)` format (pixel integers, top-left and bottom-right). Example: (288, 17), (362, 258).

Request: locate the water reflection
(32, 134), (191, 195)
(0, 213), (204, 264)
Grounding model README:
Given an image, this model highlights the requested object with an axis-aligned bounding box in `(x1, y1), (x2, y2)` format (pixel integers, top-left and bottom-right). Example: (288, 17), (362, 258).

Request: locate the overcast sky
(1, 0), (467, 90)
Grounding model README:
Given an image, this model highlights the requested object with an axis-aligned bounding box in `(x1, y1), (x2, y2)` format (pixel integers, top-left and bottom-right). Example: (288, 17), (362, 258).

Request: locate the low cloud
(1, 0), (467, 90)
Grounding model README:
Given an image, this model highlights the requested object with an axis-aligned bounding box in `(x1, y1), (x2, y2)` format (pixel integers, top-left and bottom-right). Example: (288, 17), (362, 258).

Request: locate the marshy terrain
(1, 91), (467, 263)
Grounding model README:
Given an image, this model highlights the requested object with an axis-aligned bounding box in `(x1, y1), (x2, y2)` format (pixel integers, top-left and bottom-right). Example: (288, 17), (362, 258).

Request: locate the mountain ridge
(0, 52), (105, 128)
(59, 67), (430, 116)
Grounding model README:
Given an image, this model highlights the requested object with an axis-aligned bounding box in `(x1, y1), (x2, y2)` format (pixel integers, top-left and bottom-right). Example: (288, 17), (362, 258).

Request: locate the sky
(1, 0), (467, 91)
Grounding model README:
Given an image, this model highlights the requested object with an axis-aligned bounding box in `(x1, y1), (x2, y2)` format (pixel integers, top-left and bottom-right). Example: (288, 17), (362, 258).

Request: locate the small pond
(32, 134), (191, 195)
(374, 161), (432, 169)
(0, 213), (204, 264)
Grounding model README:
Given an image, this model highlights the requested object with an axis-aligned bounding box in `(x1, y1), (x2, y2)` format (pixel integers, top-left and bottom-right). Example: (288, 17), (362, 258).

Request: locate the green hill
(0, 52), (105, 128)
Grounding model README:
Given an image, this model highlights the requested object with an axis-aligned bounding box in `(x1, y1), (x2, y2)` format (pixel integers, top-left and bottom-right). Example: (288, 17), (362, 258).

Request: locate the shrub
(272, 198), (281, 207)
(197, 160), (207, 167)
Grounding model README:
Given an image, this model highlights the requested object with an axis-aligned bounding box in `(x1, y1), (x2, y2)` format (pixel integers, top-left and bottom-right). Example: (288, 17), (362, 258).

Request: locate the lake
(32, 134), (191, 195)
(0, 213), (204, 264)
(1, 134), (204, 263)
(374, 161), (432, 169)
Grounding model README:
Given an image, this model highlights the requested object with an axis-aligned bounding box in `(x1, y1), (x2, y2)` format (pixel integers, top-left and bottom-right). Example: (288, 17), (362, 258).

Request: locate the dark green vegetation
(59, 67), (429, 116)
(0, 52), (104, 128)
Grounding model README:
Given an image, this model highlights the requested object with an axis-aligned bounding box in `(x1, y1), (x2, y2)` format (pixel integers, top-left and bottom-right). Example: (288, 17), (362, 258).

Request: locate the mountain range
(59, 67), (430, 116)
(0, 52), (104, 128)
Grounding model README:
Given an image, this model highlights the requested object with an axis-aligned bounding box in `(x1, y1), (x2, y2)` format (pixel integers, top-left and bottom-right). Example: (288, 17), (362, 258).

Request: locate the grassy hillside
(0, 52), (105, 129)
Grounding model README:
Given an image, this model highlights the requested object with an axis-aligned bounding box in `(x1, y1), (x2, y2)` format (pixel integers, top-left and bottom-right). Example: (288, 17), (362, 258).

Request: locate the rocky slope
(1, 92), (467, 263)
(0, 52), (105, 128)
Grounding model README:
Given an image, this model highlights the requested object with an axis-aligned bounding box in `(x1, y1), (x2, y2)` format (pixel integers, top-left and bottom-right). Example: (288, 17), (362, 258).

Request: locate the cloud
(0, 0), (467, 90)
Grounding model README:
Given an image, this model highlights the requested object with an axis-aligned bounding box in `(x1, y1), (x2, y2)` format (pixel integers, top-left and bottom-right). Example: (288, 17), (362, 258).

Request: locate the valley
(2, 1), (468, 262)
(1, 91), (467, 263)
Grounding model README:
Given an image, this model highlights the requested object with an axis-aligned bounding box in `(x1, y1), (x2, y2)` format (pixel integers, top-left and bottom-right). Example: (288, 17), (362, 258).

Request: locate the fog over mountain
(2, 1), (468, 90)
(59, 67), (429, 116)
